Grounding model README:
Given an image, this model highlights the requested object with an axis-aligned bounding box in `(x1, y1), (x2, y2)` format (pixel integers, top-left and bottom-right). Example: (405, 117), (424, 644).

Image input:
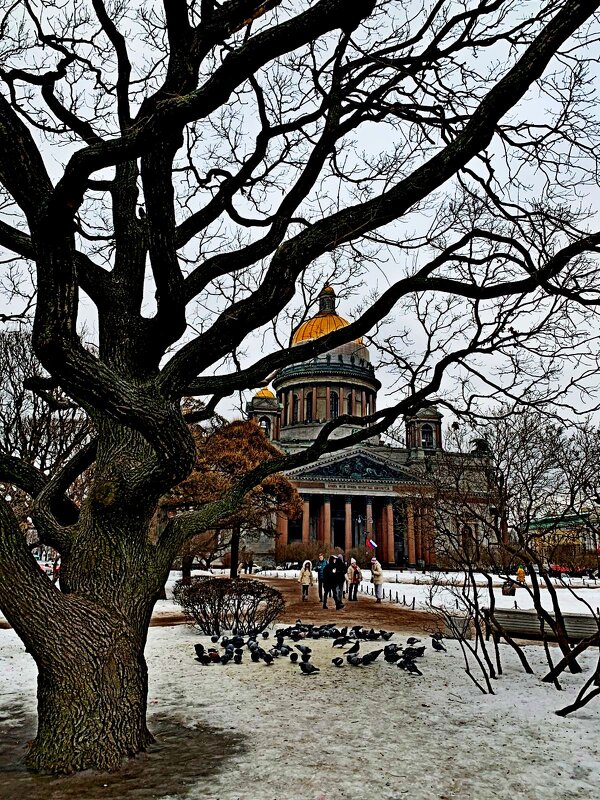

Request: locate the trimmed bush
(173, 576), (285, 635)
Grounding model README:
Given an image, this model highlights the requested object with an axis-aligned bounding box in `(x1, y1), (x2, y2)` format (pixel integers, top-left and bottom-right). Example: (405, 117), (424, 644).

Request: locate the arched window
(305, 392), (313, 422)
(292, 394), (299, 424)
(330, 391), (339, 419)
(346, 392), (353, 415)
(421, 423), (434, 449)
(258, 417), (271, 436)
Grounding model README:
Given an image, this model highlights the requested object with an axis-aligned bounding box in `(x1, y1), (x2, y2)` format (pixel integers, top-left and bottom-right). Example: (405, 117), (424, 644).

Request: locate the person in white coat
(370, 557), (384, 603)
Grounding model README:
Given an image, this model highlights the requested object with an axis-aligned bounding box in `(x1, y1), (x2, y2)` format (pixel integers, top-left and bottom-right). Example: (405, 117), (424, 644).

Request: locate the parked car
(36, 559), (54, 576)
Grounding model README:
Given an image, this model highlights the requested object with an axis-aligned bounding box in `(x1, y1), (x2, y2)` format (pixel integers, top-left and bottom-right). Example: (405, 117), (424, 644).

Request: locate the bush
(172, 576), (285, 635)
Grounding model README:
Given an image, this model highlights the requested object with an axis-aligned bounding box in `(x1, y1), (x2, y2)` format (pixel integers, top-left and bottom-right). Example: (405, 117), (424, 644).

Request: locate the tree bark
(26, 607), (153, 773)
(181, 554), (194, 584)
(229, 525), (241, 579)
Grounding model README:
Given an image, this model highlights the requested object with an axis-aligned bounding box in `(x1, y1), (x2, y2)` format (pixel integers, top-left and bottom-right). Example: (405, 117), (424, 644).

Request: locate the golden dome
(292, 312), (351, 344)
(255, 387), (275, 398)
(291, 284), (363, 346)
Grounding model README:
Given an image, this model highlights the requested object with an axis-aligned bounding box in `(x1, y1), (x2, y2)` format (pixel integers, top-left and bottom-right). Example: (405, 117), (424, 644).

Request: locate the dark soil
(0, 712), (245, 800)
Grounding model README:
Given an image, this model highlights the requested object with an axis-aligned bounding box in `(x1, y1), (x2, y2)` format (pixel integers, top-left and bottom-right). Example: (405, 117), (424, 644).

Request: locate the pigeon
(262, 631), (270, 639)
(403, 645), (426, 659)
(194, 643), (205, 659)
(250, 651), (261, 663)
(431, 637), (447, 652)
(403, 659), (423, 676)
(384, 651), (401, 663)
(347, 655), (363, 667)
(299, 662), (320, 675)
(231, 635), (245, 648)
(332, 657), (344, 667)
(211, 635), (219, 643)
(406, 637), (421, 646)
(345, 641), (360, 655)
(301, 652), (311, 663)
(289, 652), (299, 663)
(233, 654), (243, 664)
(362, 649), (383, 665)
(332, 636), (352, 648)
(221, 654), (232, 665)
(295, 644), (312, 655)
(261, 652), (274, 666)
(381, 630), (394, 641)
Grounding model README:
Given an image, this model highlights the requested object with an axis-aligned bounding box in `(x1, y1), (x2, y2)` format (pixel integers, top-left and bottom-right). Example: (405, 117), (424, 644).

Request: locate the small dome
(255, 387), (275, 398)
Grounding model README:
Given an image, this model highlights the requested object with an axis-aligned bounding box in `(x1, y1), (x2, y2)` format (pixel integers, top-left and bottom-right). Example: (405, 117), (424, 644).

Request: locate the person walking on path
(314, 553), (328, 602)
(298, 560), (314, 601)
(346, 558), (362, 602)
(323, 555), (343, 610)
(370, 557), (384, 603)
(334, 554), (347, 608)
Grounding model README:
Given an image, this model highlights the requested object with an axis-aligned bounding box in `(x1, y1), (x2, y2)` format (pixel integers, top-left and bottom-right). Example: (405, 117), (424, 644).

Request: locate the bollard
(396, 591), (399, 603)
(411, 597), (416, 610)
(403, 594), (406, 605)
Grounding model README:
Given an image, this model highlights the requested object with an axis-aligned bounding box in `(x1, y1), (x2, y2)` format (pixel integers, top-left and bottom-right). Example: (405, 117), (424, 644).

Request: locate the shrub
(172, 576), (285, 635)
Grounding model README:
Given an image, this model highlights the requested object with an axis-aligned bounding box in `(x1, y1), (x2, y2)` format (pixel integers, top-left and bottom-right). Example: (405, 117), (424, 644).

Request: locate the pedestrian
(334, 554), (347, 608)
(370, 556), (384, 603)
(516, 564), (526, 584)
(323, 555), (342, 610)
(298, 560), (314, 601)
(346, 558), (362, 601)
(314, 552), (328, 602)
(248, 554), (254, 574)
(237, 560), (244, 578)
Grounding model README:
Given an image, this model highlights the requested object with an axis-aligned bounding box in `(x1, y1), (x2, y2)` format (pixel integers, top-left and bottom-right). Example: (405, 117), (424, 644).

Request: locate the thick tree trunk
(27, 613), (153, 774)
(229, 525), (241, 579)
(181, 554), (194, 584)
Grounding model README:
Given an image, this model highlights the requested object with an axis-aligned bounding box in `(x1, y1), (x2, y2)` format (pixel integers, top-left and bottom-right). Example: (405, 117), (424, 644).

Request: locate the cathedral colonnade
(276, 494), (436, 568)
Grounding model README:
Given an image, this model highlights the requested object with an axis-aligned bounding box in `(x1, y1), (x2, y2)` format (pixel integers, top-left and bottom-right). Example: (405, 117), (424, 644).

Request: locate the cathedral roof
(254, 387), (275, 398)
(291, 285), (363, 346)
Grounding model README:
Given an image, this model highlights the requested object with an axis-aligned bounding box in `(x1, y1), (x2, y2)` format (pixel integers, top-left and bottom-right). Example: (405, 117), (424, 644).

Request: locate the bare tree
(0, 328), (93, 530)
(0, 0), (599, 774)
(430, 411), (600, 710)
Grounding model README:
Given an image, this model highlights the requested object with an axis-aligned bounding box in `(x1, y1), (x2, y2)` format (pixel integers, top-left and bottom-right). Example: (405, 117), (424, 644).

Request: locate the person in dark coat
(322, 555), (341, 610)
(314, 552), (328, 602)
(334, 554), (346, 608)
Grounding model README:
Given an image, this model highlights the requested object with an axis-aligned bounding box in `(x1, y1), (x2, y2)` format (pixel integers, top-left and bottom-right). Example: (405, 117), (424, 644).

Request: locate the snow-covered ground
(2, 569), (600, 799)
(1, 619), (599, 799)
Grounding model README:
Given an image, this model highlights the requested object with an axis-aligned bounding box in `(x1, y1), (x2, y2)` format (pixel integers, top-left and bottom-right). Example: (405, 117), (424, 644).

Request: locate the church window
(305, 392), (313, 422)
(258, 417), (271, 436)
(421, 423), (434, 449)
(330, 391), (339, 419)
(346, 392), (353, 415)
(292, 394), (299, 423)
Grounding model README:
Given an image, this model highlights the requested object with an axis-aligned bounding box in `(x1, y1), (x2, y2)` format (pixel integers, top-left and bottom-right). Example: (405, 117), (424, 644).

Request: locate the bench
(484, 608), (599, 643)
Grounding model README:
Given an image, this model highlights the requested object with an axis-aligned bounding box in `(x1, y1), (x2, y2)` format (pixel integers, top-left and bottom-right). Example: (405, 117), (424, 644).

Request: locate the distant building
(528, 512), (600, 568)
(247, 286), (491, 567)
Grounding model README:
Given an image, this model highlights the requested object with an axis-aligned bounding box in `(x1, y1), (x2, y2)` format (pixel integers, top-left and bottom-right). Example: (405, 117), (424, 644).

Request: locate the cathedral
(246, 286), (490, 568)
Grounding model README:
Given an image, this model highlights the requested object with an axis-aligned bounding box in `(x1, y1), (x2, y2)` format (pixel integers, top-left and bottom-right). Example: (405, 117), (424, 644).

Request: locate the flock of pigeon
(193, 620), (448, 677)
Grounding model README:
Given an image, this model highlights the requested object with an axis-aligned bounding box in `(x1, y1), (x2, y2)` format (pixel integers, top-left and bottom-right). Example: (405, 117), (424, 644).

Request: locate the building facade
(247, 286), (489, 567)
